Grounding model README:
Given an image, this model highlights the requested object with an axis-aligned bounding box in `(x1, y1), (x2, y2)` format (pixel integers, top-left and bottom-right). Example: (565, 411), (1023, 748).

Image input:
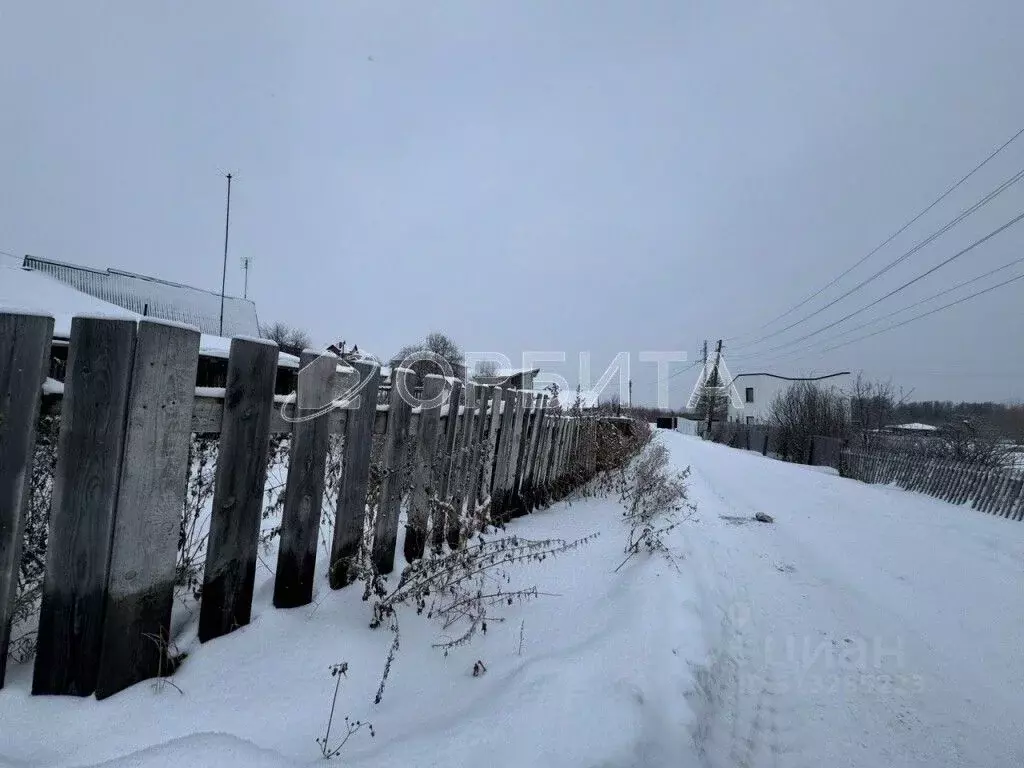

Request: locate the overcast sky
(3, 1), (1023, 405)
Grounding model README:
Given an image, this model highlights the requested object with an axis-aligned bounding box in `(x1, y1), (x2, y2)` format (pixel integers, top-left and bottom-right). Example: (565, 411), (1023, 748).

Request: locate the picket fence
(842, 450), (1024, 522)
(0, 313), (600, 700)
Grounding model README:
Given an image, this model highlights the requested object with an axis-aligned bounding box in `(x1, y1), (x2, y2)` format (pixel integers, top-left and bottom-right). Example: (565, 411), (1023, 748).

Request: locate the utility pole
(240, 255), (252, 299)
(705, 339), (722, 438)
(699, 340), (708, 437)
(628, 379), (632, 408)
(218, 173), (233, 337)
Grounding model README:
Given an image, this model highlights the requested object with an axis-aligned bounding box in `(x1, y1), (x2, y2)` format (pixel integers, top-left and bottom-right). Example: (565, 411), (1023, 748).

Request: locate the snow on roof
(0, 262), (137, 336)
(23, 255), (260, 337)
(1, 263), (300, 367)
(890, 422), (938, 431)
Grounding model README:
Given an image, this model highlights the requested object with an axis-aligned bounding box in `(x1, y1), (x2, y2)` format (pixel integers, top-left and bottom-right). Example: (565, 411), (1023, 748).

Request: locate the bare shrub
(615, 441), (695, 571)
(364, 532), (597, 704)
(316, 662), (375, 760)
(873, 424), (1013, 469)
(177, 433), (218, 601)
(6, 413), (59, 662)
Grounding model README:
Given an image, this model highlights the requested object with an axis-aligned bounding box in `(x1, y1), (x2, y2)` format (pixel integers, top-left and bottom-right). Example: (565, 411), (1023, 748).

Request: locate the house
(725, 372), (851, 425)
(724, 374), (789, 425)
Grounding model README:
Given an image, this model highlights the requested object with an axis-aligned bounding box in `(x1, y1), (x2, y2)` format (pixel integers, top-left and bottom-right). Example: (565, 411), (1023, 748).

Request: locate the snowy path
(671, 433), (1024, 768)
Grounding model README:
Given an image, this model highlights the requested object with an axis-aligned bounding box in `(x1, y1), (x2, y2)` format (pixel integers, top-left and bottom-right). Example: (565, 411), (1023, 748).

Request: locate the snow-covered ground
(0, 471), (701, 768)
(2, 431), (1022, 767)
(675, 433), (1024, 768)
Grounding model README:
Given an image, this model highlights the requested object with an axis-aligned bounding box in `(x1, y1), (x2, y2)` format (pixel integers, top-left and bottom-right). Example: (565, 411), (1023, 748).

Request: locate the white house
(724, 373), (852, 425)
(725, 374), (790, 424)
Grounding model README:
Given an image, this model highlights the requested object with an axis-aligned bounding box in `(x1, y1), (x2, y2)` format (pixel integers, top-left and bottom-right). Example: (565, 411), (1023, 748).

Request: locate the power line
(733, 165), (1024, 351)
(797, 270), (1024, 358)
(727, 123), (1024, 340)
(667, 359), (702, 380)
(757, 251), (1024, 360)
(720, 370), (851, 389)
(734, 208), (1024, 360)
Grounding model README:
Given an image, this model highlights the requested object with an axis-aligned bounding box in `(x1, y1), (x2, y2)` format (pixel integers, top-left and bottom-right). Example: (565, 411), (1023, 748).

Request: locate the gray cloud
(2, 1), (1022, 405)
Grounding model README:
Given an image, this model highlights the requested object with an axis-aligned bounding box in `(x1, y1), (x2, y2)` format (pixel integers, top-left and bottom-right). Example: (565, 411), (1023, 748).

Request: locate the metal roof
(22, 255), (260, 337)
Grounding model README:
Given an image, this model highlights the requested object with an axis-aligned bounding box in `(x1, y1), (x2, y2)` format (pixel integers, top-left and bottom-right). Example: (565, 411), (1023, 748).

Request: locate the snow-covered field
(2, 431), (1022, 767)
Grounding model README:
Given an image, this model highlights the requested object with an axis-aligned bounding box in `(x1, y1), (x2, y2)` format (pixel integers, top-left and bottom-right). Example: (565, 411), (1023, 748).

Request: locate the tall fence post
(0, 311), (54, 689)
(405, 374), (445, 562)
(33, 317), (137, 696)
(94, 320), (200, 699)
(198, 337), (278, 643)
(329, 360), (380, 589)
(273, 351), (338, 609)
(372, 368), (414, 574)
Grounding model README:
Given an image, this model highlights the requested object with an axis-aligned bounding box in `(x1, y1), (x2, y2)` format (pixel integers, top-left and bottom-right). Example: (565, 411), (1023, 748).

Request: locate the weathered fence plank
(33, 317), (137, 696)
(533, 416), (555, 509)
(405, 374), (445, 562)
(843, 448), (1024, 522)
(536, 417), (557, 505)
(94, 320), (200, 699)
(432, 380), (463, 552)
(517, 395), (548, 515)
(273, 352), (338, 609)
(476, 385), (503, 526)
(198, 337), (278, 643)
(0, 312), (54, 689)
(502, 392), (528, 517)
(489, 388), (517, 522)
(446, 384), (477, 548)
(372, 368), (414, 574)
(328, 360), (381, 589)
(509, 394), (540, 516)
(464, 385), (493, 531)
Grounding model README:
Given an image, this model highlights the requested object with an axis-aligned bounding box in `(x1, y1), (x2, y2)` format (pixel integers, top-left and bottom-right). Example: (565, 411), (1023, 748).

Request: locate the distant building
(884, 422), (939, 434)
(472, 367), (539, 391)
(725, 372), (851, 425)
(2, 255), (300, 394)
(724, 374), (789, 425)
(22, 255), (260, 337)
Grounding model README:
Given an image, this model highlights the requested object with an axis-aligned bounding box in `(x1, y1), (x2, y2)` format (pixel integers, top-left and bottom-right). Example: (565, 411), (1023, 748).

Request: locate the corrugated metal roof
(22, 255), (260, 337)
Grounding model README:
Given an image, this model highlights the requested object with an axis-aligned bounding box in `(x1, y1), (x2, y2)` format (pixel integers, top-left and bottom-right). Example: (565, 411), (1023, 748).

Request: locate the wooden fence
(701, 418), (1024, 520)
(842, 450), (1024, 522)
(0, 313), (597, 699)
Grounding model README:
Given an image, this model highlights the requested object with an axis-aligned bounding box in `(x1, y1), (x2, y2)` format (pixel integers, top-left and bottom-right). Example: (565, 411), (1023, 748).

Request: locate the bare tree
(391, 332), (465, 379)
(768, 381), (849, 462)
(473, 360), (499, 377)
(261, 321), (313, 353)
(848, 373), (896, 431)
